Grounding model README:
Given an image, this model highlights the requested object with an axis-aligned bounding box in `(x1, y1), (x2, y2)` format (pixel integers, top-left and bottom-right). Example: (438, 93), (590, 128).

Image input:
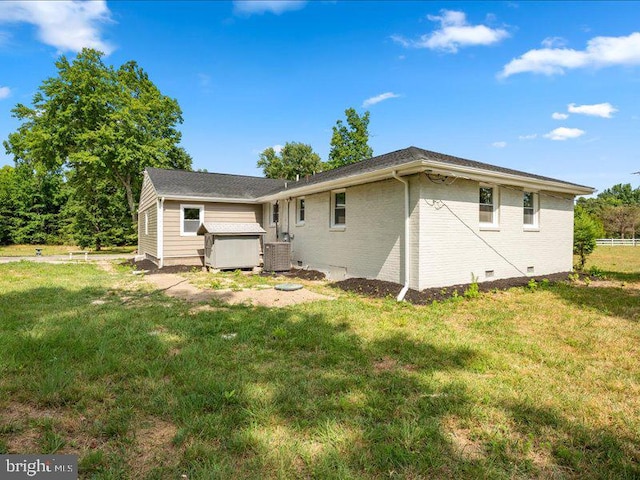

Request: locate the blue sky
(1, 1), (639, 194)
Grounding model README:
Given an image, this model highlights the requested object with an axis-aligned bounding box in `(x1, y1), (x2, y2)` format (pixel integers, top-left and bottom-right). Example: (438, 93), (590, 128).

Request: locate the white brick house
(138, 147), (594, 296)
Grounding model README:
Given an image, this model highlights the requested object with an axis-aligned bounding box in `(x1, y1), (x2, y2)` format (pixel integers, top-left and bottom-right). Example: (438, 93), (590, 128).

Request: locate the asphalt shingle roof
(146, 167), (287, 199)
(146, 146), (592, 200)
(197, 222), (266, 235)
(280, 146), (592, 191)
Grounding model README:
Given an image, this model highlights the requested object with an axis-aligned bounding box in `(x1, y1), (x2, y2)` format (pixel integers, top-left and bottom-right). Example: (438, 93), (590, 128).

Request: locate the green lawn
(586, 245), (640, 278)
(0, 244), (137, 257)
(0, 249), (638, 479)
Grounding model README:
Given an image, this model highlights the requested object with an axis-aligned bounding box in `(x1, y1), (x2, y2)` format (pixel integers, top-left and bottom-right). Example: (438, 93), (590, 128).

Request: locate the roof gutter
(392, 171), (410, 302)
(158, 195), (262, 204)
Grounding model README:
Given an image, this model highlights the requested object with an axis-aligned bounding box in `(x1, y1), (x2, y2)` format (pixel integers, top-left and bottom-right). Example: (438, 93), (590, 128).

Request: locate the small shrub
(271, 327), (288, 339)
(526, 279), (538, 291)
(588, 265), (606, 279)
(464, 282), (480, 299)
(568, 273), (580, 283)
(573, 208), (599, 270)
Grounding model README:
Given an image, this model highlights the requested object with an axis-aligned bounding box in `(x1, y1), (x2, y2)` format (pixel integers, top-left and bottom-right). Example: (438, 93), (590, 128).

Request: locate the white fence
(596, 238), (640, 246)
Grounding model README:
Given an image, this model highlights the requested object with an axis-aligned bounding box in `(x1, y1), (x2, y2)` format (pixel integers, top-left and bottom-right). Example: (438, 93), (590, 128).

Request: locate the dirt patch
(373, 356), (417, 373)
(587, 279), (640, 290)
(333, 272), (576, 305)
(96, 261), (116, 274)
(373, 356), (398, 372)
(205, 286), (333, 307)
(1, 402), (93, 454)
(143, 272), (334, 308)
(133, 419), (180, 478)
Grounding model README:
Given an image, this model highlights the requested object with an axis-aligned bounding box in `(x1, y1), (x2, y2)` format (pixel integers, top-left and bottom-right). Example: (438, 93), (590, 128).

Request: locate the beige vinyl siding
(162, 200), (263, 260)
(418, 176), (574, 289)
(138, 206), (158, 258)
(286, 178), (414, 285)
(138, 173), (157, 212)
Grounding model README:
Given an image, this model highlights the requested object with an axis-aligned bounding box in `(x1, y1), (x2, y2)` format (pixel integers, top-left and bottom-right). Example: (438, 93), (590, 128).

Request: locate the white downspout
(158, 197), (165, 268)
(392, 171), (410, 301)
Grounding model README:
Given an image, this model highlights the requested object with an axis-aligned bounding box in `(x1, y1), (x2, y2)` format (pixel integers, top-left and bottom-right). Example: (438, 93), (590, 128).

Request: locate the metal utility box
(263, 242), (291, 272)
(198, 223), (266, 270)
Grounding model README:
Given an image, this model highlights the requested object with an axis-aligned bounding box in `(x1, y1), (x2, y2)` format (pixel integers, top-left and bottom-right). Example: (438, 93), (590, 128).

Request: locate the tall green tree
(62, 170), (132, 250)
(0, 163), (69, 245)
(599, 183), (640, 206)
(576, 183), (640, 238)
(326, 108), (373, 169)
(257, 142), (323, 180)
(0, 166), (16, 245)
(3, 48), (191, 235)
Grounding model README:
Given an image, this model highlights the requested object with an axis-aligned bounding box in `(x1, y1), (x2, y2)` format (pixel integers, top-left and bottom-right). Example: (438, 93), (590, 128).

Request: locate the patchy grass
(0, 244), (136, 257)
(0, 257), (638, 479)
(184, 268), (276, 291)
(585, 245), (640, 280)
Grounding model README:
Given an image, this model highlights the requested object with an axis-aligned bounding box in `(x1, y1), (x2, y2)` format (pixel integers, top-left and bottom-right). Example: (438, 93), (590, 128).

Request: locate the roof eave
(258, 159), (594, 201)
(422, 160), (595, 195)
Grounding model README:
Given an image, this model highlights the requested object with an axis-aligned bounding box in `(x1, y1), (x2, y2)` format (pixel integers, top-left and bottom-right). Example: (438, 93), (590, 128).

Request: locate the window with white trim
(479, 186), (499, 227)
(180, 204), (204, 236)
(144, 211), (149, 235)
(270, 202), (279, 226)
(297, 198), (305, 224)
(332, 190), (346, 227)
(523, 191), (539, 228)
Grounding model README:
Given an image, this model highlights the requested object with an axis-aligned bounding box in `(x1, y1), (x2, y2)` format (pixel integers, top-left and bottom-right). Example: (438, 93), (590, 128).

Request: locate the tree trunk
(114, 171), (137, 225)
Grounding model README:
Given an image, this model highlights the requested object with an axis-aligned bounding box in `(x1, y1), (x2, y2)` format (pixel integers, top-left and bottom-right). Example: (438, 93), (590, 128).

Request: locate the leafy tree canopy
(257, 142), (323, 180)
(326, 108), (373, 169)
(576, 183), (640, 238)
(3, 48), (191, 226)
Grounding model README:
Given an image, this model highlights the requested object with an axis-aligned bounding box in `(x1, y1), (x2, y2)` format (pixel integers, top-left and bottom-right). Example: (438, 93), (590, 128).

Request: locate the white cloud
(492, 141), (507, 148)
(0, 1), (113, 54)
(0, 86), (10, 99)
(271, 144), (283, 154)
(552, 112), (569, 120)
(499, 32), (640, 78)
(543, 127), (585, 141)
(233, 1), (306, 16)
(518, 134), (537, 140)
(541, 36), (567, 48)
(392, 9), (509, 53)
(568, 102), (618, 118)
(362, 92), (400, 108)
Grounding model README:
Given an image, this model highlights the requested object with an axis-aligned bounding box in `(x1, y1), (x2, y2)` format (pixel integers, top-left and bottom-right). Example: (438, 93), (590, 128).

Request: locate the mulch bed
(262, 268), (326, 281)
(123, 260), (327, 280)
(120, 258), (196, 275)
(333, 272), (577, 305)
